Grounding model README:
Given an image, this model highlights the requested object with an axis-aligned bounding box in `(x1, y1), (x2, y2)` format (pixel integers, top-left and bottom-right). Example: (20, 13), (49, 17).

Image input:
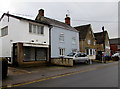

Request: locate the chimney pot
(39, 9), (44, 17)
(65, 14), (70, 25)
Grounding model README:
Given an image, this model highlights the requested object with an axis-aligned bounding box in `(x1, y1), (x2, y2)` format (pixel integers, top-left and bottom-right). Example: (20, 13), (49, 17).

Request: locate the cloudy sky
(0, 0), (119, 39)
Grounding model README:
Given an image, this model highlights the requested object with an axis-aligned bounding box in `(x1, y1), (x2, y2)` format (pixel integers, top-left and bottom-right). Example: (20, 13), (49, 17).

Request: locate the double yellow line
(1, 68), (96, 88)
(1, 62), (117, 88)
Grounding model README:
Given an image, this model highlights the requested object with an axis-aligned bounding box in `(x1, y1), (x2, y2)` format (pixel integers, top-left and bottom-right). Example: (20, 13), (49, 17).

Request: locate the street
(16, 62), (118, 87)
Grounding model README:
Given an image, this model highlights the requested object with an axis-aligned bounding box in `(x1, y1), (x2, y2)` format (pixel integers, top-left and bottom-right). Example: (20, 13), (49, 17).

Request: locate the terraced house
(0, 13), (51, 66)
(74, 24), (96, 60)
(0, 9), (79, 66)
(94, 31), (110, 57)
(35, 9), (79, 60)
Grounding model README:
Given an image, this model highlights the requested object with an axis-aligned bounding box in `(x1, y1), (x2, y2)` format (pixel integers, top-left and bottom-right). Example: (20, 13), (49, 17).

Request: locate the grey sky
(0, 1), (118, 39)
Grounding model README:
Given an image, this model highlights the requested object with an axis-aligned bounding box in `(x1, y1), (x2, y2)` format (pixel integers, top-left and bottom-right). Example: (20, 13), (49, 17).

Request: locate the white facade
(0, 13), (80, 66)
(51, 26), (79, 58)
(0, 14), (49, 59)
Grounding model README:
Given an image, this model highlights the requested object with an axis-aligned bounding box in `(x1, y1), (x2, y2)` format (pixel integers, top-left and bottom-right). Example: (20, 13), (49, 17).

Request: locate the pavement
(1, 60), (116, 88)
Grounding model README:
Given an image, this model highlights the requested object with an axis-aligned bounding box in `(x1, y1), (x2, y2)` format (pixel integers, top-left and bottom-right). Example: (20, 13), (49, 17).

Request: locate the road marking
(1, 62), (118, 88)
(1, 68), (96, 88)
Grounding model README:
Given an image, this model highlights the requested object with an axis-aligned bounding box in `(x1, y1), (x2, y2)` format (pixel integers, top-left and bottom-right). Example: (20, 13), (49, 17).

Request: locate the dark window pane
(29, 23), (32, 33)
(90, 49), (92, 55)
(1, 26), (8, 36)
(33, 25), (36, 33)
(41, 26), (44, 34)
(86, 49), (89, 55)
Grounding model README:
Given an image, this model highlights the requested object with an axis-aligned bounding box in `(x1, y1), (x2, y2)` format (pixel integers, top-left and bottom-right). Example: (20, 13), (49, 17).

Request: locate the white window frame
(1, 26), (8, 37)
(59, 33), (64, 42)
(86, 49), (96, 55)
(29, 23), (44, 35)
(59, 48), (65, 56)
(92, 49), (96, 55)
(88, 40), (91, 44)
(72, 37), (76, 44)
(90, 49), (92, 55)
(94, 41), (96, 45)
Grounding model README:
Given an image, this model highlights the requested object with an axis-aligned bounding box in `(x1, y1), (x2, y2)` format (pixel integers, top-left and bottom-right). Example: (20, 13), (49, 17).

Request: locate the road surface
(18, 62), (118, 87)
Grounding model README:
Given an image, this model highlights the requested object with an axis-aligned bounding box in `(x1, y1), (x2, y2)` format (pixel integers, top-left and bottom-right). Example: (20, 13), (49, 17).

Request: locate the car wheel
(85, 60), (90, 64)
(73, 60), (75, 64)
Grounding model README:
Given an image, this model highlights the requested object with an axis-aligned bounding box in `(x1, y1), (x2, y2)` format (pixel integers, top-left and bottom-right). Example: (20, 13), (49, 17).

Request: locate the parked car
(111, 53), (120, 61)
(66, 52), (90, 64)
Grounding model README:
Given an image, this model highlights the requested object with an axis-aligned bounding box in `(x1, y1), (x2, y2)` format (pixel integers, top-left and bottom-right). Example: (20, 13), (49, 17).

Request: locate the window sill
(59, 41), (64, 43)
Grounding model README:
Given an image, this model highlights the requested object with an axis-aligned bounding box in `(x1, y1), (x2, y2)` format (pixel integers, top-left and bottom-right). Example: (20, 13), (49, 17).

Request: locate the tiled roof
(35, 16), (78, 32)
(74, 24), (91, 40)
(0, 13), (51, 26)
(94, 31), (108, 44)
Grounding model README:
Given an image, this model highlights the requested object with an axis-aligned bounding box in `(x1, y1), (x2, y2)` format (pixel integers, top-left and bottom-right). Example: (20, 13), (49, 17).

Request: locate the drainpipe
(49, 25), (53, 64)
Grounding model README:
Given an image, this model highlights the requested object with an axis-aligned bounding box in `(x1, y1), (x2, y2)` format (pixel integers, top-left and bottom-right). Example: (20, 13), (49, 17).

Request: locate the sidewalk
(2, 61), (116, 88)
(2, 65), (72, 87)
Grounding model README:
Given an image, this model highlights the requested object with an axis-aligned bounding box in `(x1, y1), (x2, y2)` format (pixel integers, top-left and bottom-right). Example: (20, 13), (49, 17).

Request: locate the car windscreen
(78, 53), (87, 57)
(67, 52), (76, 57)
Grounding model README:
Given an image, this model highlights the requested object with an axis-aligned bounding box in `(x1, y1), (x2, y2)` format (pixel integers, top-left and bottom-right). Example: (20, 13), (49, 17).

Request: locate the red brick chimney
(65, 14), (70, 25)
(39, 9), (44, 17)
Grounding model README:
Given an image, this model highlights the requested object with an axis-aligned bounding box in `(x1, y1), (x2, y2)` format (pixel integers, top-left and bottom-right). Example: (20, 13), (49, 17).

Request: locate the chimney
(65, 14), (70, 25)
(39, 9), (44, 17)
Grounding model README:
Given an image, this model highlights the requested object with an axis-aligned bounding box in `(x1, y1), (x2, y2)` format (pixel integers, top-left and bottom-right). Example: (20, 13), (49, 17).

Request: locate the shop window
(23, 47), (47, 62)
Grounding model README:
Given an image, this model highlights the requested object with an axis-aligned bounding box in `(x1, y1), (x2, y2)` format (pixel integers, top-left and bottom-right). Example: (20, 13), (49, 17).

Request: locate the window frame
(29, 23), (44, 35)
(88, 40), (91, 44)
(1, 26), (8, 37)
(59, 48), (65, 56)
(72, 37), (76, 44)
(59, 33), (64, 42)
